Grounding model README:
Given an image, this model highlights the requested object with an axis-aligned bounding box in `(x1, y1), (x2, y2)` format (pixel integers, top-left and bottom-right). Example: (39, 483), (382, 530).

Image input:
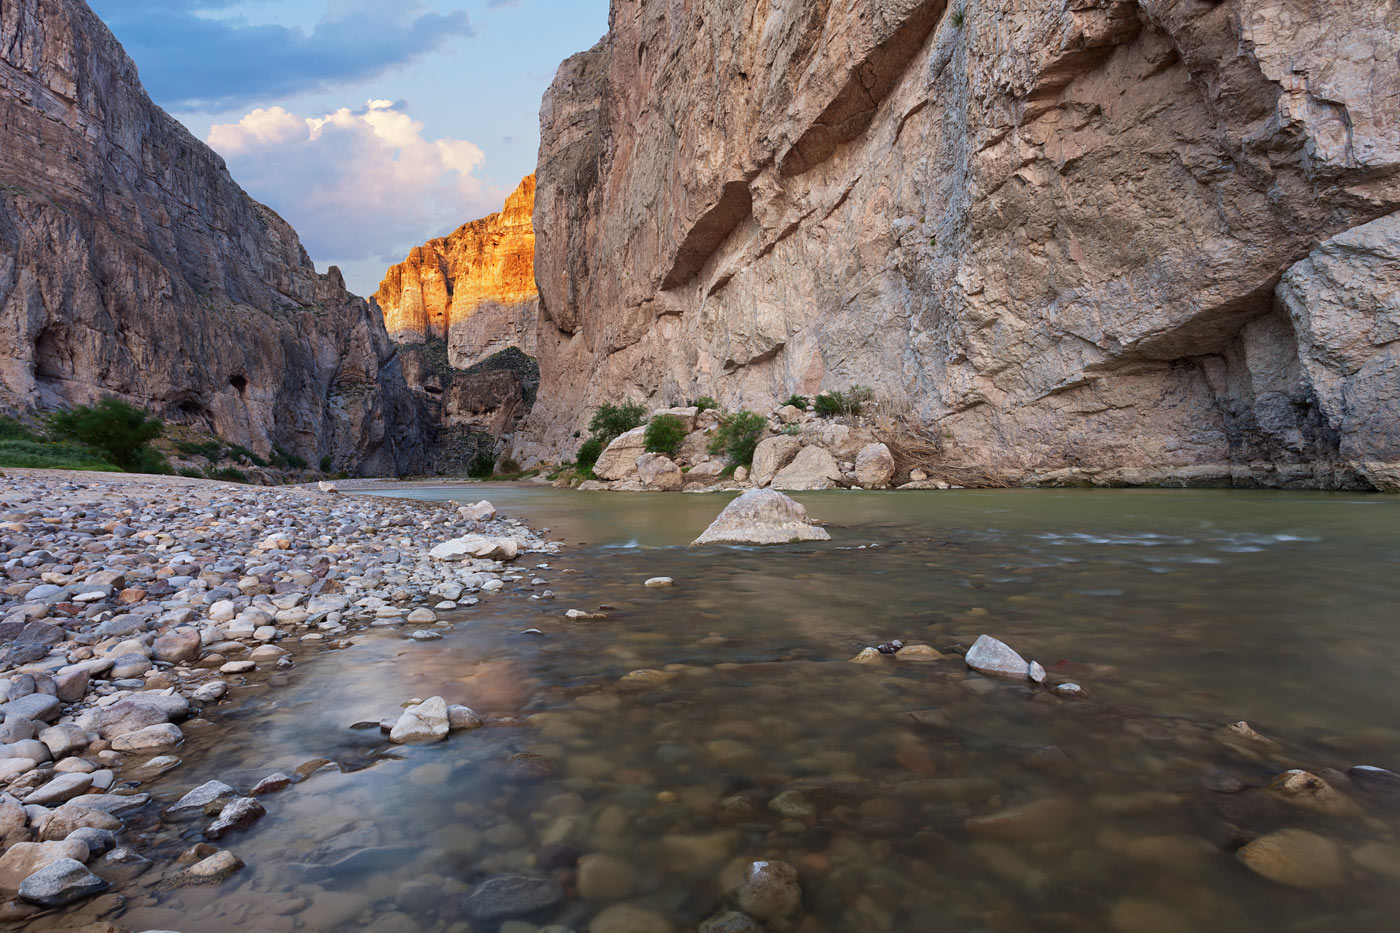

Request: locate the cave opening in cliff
(229, 374), (248, 394)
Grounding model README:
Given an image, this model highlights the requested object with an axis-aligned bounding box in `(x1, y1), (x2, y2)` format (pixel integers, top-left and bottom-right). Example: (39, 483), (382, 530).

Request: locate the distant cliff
(374, 174), (539, 371)
(515, 0), (1400, 490)
(0, 0), (426, 475)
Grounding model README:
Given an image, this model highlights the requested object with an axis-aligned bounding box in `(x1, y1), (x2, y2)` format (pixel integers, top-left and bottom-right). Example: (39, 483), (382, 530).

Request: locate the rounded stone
(734, 859), (801, 921)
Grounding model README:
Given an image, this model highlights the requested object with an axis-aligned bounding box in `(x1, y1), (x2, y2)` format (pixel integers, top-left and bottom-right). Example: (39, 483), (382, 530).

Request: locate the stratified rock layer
(375, 175), (539, 371)
(519, 0), (1400, 489)
(0, 0), (424, 474)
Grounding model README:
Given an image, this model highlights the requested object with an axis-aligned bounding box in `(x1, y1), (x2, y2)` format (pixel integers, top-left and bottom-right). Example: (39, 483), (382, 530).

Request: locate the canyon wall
(374, 175), (539, 371)
(518, 0), (1400, 489)
(0, 0), (425, 475)
(374, 177), (543, 472)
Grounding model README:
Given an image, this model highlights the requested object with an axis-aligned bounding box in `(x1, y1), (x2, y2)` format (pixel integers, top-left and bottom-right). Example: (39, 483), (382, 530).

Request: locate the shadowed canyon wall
(0, 0), (426, 475)
(515, 0), (1400, 489)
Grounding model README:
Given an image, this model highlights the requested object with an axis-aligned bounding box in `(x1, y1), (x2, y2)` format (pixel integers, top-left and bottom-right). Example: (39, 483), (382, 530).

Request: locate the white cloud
(208, 100), (497, 295)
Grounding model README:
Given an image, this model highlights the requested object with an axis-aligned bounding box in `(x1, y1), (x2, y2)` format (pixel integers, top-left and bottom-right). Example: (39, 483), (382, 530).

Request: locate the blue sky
(89, 0), (609, 295)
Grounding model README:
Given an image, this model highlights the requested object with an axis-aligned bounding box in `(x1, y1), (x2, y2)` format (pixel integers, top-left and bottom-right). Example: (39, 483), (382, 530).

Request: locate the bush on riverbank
(644, 414), (688, 457)
(588, 402), (647, 445)
(47, 397), (166, 471)
(0, 438), (122, 472)
(709, 410), (766, 467)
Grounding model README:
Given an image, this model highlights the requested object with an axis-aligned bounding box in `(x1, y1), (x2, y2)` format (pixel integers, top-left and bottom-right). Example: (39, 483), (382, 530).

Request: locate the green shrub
(708, 410), (767, 467)
(46, 398), (163, 471)
(498, 457), (522, 476)
(813, 385), (874, 417)
(588, 402), (647, 445)
(951, 6), (965, 28)
(644, 414), (688, 457)
(575, 437), (604, 480)
(206, 465), (249, 484)
(175, 439), (223, 460)
(0, 439), (120, 472)
(225, 444), (268, 467)
(468, 450), (496, 479)
(691, 395), (719, 412)
(319, 454), (333, 473)
(129, 447), (172, 475)
(781, 394), (809, 410)
(782, 423), (802, 436)
(176, 467), (204, 479)
(271, 444), (309, 471)
(0, 416), (40, 442)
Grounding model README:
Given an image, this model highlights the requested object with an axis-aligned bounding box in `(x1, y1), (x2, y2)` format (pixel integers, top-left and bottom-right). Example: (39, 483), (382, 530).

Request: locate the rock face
(0, 0), (426, 475)
(376, 178), (542, 474)
(375, 175), (539, 370)
(517, 0), (1400, 490)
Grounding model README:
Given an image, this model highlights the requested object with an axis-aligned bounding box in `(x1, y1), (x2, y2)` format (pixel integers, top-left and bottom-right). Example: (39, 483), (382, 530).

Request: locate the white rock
(643, 577), (674, 588)
(429, 535), (519, 562)
(770, 446), (843, 491)
(965, 635), (1031, 680)
(389, 697), (450, 744)
(691, 489), (832, 546)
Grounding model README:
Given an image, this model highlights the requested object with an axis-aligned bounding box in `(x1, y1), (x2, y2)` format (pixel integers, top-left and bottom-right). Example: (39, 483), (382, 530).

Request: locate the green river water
(55, 487), (1400, 932)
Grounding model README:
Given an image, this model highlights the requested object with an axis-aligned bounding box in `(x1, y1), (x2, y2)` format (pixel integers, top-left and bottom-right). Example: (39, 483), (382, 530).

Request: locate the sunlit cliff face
(373, 174), (538, 345)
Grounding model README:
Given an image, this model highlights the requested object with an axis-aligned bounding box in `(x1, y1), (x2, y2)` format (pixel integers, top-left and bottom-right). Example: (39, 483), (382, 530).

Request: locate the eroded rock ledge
(515, 0), (1400, 490)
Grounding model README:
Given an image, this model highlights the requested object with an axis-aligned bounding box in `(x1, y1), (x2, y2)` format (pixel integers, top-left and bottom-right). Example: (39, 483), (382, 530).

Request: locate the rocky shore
(0, 469), (557, 924)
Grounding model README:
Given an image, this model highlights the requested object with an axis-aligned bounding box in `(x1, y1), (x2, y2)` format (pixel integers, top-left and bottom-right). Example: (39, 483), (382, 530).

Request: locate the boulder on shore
(691, 489), (831, 546)
(429, 535), (518, 561)
(594, 426), (648, 481)
(770, 446), (842, 491)
(636, 453), (684, 491)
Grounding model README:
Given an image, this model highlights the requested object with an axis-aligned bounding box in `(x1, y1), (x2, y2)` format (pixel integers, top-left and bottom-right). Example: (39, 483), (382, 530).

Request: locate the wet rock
(700, 911), (762, 933)
(1053, 683), (1087, 699)
(964, 798), (1075, 841)
(894, 644), (943, 661)
(251, 773), (293, 796)
(848, 647), (882, 664)
(110, 723), (182, 752)
(1236, 829), (1345, 888)
(460, 874), (565, 922)
(577, 852), (638, 900)
(964, 635), (1031, 680)
(407, 608), (437, 624)
(768, 791), (816, 819)
(691, 489), (831, 546)
(168, 780), (237, 816)
(390, 696), (450, 744)
(64, 827), (116, 858)
(589, 903), (674, 933)
(0, 840), (90, 893)
(734, 859), (801, 922)
(1268, 770), (1361, 816)
(447, 705), (483, 731)
(206, 797), (265, 839)
(535, 843), (580, 870)
(643, 577), (674, 588)
(16, 858), (107, 907)
(1348, 765), (1400, 795)
(508, 753), (557, 779)
(1351, 841), (1400, 879)
(165, 849), (244, 887)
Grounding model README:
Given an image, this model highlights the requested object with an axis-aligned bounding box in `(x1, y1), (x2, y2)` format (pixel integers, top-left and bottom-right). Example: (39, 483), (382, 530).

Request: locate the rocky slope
(0, 0), (425, 475)
(374, 175), (539, 371)
(515, 0), (1400, 490)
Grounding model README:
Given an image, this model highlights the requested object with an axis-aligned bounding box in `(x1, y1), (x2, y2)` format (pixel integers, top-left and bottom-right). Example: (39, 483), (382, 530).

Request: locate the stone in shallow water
(644, 577), (674, 587)
(691, 489), (831, 546)
(459, 874), (564, 922)
(1268, 769), (1361, 816)
(165, 849), (244, 888)
(734, 860), (801, 922)
(168, 780), (236, 815)
(700, 912), (762, 933)
(1348, 765), (1400, 795)
(17, 858), (107, 907)
(251, 772), (292, 796)
(589, 903), (674, 933)
(206, 797), (265, 839)
(389, 696), (449, 744)
(1236, 829), (1344, 888)
(964, 634), (1030, 680)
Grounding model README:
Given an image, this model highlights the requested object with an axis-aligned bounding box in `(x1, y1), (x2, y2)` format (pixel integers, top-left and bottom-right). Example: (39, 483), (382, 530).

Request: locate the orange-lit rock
(374, 175), (538, 370)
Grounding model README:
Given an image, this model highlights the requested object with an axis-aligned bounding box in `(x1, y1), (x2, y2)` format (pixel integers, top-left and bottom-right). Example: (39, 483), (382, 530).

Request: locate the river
(66, 486), (1400, 932)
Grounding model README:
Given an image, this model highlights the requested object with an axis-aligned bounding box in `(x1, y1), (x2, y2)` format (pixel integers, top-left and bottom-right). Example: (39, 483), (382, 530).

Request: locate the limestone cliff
(374, 175), (539, 371)
(0, 0), (425, 475)
(517, 0), (1400, 490)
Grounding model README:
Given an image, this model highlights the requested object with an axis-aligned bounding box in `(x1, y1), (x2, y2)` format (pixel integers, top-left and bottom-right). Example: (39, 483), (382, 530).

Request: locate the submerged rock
(734, 859), (801, 921)
(691, 489), (831, 546)
(460, 874), (564, 922)
(16, 858), (107, 907)
(1236, 829), (1345, 888)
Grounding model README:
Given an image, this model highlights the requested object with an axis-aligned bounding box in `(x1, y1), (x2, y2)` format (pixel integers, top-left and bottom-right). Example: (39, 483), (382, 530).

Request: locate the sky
(88, 0), (610, 296)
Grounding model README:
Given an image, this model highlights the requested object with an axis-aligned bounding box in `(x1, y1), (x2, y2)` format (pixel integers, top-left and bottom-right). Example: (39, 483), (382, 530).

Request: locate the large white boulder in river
(964, 635), (1031, 680)
(429, 535), (519, 561)
(691, 489), (832, 546)
(389, 697), (450, 744)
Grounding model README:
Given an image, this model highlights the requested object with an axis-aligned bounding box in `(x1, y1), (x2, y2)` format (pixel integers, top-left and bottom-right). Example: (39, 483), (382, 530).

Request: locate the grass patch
(691, 395), (719, 412)
(0, 439), (120, 472)
(814, 385), (874, 417)
(781, 394), (809, 410)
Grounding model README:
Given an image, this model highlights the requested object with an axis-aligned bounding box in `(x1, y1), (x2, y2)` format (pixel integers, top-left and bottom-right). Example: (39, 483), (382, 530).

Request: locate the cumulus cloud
(90, 0), (474, 112)
(210, 100), (498, 293)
